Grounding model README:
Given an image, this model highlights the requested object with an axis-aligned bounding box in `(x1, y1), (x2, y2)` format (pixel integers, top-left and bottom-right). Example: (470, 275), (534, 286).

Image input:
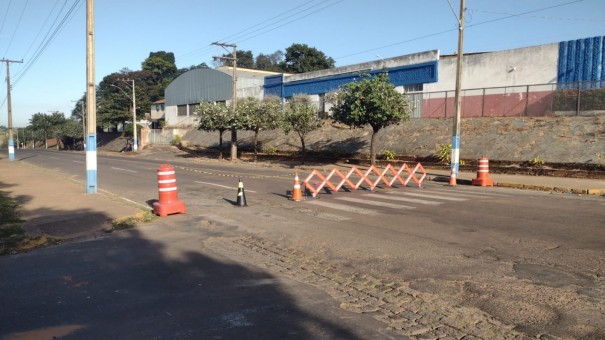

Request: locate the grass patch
(109, 210), (156, 232)
(0, 190), (26, 255)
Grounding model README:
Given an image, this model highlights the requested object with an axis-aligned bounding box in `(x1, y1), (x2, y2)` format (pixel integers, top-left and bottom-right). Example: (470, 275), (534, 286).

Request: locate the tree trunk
(370, 129), (378, 165)
(218, 129), (224, 160)
(230, 128), (237, 161)
(300, 134), (306, 165)
(253, 128), (259, 162)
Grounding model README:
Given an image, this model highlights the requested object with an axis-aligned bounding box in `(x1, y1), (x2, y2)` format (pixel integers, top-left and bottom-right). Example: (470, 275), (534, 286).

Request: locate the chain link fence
(405, 81), (605, 119)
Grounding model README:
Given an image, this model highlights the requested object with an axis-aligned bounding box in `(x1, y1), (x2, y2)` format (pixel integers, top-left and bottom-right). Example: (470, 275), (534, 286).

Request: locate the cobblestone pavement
(206, 235), (535, 339)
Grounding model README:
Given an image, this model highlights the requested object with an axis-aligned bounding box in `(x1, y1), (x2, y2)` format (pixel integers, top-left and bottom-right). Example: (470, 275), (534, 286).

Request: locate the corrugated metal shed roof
(165, 68), (232, 106)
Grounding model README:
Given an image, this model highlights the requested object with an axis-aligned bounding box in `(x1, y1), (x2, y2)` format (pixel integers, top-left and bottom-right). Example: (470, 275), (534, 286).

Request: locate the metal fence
(404, 81), (605, 119)
(148, 129), (173, 146)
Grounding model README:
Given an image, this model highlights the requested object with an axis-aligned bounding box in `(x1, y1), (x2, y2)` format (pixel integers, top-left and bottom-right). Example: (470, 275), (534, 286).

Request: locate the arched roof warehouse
(165, 68), (232, 106)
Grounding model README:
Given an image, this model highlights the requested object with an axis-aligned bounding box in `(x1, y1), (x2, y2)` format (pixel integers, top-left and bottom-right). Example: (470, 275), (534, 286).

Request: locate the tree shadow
(0, 223), (384, 339)
(309, 137), (368, 158)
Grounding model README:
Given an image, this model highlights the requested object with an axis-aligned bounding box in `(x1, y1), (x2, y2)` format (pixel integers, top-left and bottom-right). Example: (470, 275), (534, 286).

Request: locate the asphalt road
(3, 149), (605, 339)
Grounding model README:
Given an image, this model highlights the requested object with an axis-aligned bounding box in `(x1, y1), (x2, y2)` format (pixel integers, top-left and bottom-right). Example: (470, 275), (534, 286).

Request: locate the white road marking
(73, 160), (85, 164)
(336, 197), (415, 209)
(195, 181), (257, 193)
(112, 167), (137, 173)
(306, 200), (378, 215)
(397, 192), (468, 201)
(362, 193), (442, 205)
(426, 187), (509, 197)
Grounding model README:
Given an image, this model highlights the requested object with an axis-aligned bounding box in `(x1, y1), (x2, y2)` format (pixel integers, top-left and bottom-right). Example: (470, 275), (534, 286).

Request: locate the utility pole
(212, 42), (238, 161)
(450, 0), (465, 184)
(86, 0), (97, 194)
(118, 78), (137, 151)
(81, 100), (85, 150)
(2, 58), (23, 161)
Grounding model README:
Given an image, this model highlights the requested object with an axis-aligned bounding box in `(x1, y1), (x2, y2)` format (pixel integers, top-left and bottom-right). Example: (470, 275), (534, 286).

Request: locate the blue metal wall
(264, 61), (438, 98)
(558, 36), (605, 87)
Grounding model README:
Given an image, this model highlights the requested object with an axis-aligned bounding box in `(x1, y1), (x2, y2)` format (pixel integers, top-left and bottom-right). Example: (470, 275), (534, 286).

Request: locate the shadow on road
(0, 227), (369, 339)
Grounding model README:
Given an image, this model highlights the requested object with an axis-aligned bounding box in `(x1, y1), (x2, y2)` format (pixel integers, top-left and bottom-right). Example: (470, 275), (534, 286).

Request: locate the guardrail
(303, 163), (426, 198)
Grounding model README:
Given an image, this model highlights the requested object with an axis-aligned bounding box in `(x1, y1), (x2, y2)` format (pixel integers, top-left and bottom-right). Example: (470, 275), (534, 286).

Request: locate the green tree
(142, 51), (177, 80)
(196, 102), (232, 160)
(30, 112), (66, 149)
(280, 43), (335, 73)
(60, 118), (84, 150)
(255, 51), (284, 72)
(330, 72), (411, 165)
(283, 95), (323, 165)
(238, 96), (282, 161)
(220, 50), (254, 69)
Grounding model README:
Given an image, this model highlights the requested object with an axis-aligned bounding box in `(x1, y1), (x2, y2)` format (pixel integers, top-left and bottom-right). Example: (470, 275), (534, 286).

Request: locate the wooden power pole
(1, 58), (23, 161)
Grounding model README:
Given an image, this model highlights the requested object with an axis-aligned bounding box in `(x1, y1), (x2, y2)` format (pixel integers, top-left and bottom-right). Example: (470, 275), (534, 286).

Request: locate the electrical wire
(178, 0), (322, 61)
(335, 0), (588, 62)
(178, 0), (342, 65)
(13, 0), (83, 86)
(2, 0), (29, 58)
(0, 0), (12, 42)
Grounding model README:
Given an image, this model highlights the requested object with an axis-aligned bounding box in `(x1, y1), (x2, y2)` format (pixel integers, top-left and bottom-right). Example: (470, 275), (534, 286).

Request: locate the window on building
(177, 105), (187, 116)
(189, 103), (199, 115)
(403, 84), (423, 93)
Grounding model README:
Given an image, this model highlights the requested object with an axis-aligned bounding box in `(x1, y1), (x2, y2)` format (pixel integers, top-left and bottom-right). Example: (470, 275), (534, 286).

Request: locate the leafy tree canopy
(283, 95), (323, 164)
(142, 51), (177, 80)
(280, 43), (335, 73)
(330, 72), (411, 164)
(219, 50), (254, 69)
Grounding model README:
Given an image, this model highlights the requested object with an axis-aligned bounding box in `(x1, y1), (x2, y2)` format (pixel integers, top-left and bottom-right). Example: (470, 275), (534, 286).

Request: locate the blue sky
(1, 0), (604, 127)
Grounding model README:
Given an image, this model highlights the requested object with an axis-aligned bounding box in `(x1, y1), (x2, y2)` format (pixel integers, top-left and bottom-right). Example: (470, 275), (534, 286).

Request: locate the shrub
(171, 135), (181, 146)
(381, 149), (396, 161)
(437, 144), (451, 163)
(262, 146), (278, 155)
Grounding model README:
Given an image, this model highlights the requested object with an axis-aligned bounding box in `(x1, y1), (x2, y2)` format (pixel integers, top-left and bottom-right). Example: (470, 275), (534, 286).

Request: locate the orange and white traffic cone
(291, 173), (303, 201)
(449, 168), (457, 186)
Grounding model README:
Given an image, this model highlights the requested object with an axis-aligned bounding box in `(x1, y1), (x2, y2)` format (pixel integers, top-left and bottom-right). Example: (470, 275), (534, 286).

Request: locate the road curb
(495, 182), (605, 195)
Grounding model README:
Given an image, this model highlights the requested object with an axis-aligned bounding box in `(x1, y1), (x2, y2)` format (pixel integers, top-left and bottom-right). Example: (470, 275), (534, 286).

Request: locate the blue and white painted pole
(86, 134), (97, 194)
(8, 138), (15, 161)
(450, 134), (460, 175)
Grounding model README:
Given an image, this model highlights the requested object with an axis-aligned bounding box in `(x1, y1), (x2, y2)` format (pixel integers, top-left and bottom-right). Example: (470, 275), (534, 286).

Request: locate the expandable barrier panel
(303, 163), (426, 198)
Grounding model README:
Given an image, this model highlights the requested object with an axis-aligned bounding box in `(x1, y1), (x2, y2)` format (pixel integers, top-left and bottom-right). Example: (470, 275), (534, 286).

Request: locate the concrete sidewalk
(426, 168), (605, 195)
(0, 159), (142, 241)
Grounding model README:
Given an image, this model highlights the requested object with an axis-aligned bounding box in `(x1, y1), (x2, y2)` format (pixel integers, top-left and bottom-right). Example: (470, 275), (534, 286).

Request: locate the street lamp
(111, 80), (138, 151)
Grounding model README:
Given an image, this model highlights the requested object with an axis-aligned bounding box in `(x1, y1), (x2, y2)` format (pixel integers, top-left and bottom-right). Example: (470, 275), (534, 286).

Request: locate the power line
(466, 0), (587, 28)
(13, 0), (82, 86)
(469, 8), (605, 23)
(19, 0), (63, 62)
(232, 0), (344, 46)
(2, 0), (29, 57)
(178, 0), (342, 65)
(335, 0), (587, 62)
(0, 0), (12, 41)
(178, 0), (322, 62)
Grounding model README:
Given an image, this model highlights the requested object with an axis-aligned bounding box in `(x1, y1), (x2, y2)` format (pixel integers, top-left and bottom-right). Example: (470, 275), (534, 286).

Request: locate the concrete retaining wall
(179, 116), (605, 164)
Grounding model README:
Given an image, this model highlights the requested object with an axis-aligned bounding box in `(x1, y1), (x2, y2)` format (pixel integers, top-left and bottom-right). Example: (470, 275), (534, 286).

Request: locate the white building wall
(424, 43), (559, 92)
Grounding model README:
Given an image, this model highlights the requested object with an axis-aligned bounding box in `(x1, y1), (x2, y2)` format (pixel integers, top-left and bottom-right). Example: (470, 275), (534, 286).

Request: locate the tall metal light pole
(118, 79), (137, 151)
(2, 58), (23, 161)
(450, 0), (465, 184)
(212, 42), (237, 161)
(86, 0), (97, 194)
